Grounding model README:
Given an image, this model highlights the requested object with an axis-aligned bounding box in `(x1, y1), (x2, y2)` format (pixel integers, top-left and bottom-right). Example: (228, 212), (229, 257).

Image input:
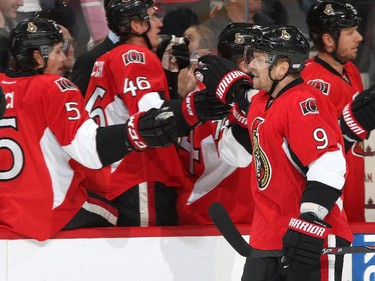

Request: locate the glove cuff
(125, 112), (148, 152)
(216, 71), (251, 104)
(341, 102), (368, 140)
(181, 91), (200, 127)
(229, 103), (248, 128)
(288, 215), (330, 239)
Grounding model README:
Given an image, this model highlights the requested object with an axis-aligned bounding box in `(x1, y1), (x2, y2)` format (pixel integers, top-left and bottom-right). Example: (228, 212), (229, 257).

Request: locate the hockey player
(194, 25), (353, 281)
(0, 17), (177, 240)
(302, 1), (365, 222)
(177, 23), (261, 225)
(83, 0), (229, 226)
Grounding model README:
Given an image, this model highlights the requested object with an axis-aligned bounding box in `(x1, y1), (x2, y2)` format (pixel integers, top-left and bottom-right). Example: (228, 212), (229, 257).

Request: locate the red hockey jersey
(0, 73), (103, 240)
(83, 43), (187, 200)
(302, 57), (365, 222)
(177, 118), (254, 225)
(245, 81), (352, 250)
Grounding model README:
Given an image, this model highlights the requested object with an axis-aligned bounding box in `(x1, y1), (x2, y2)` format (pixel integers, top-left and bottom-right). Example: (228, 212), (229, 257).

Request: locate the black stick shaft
(209, 202), (375, 256)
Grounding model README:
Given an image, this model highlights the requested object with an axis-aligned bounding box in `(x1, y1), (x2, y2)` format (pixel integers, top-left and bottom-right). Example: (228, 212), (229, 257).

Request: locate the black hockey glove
(156, 35), (190, 72)
(0, 86), (5, 119)
(281, 213), (331, 271)
(194, 55), (253, 104)
(125, 107), (177, 151)
(181, 88), (231, 127)
(340, 85), (375, 142)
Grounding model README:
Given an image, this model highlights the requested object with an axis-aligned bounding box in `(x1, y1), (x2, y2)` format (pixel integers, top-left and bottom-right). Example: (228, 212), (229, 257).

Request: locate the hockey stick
(209, 202), (375, 256)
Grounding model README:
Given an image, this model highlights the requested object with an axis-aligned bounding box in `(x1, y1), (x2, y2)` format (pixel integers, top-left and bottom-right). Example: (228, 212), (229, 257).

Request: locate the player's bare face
(249, 51), (272, 91)
(0, 0), (23, 20)
(147, 7), (163, 49)
(336, 26), (363, 62)
(44, 43), (67, 76)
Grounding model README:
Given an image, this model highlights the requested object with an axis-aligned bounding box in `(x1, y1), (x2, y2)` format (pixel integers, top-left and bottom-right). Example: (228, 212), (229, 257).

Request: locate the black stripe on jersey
(282, 139), (308, 176)
(302, 181), (342, 212)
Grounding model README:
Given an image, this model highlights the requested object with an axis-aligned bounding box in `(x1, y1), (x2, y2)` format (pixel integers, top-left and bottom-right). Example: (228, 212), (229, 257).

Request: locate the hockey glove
(125, 107), (177, 151)
(181, 88), (231, 127)
(340, 85), (375, 142)
(281, 213), (331, 271)
(194, 55), (253, 104)
(0, 86), (5, 119)
(156, 35), (190, 72)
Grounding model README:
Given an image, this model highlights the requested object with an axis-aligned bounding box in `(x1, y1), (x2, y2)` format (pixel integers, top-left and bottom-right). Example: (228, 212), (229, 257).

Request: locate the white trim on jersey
(139, 182), (149, 227)
(105, 95), (130, 125)
(138, 92), (164, 112)
(82, 201), (118, 226)
(307, 150), (346, 191)
(218, 126), (252, 168)
(41, 128), (74, 209)
(327, 234), (336, 281)
(187, 136), (237, 204)
(63, 118), (103, 169)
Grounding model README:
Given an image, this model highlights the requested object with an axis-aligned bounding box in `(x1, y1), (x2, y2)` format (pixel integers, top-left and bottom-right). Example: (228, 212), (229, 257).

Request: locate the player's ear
(130, 18), (144, 35)
(275, 60), (289, 78)
(32, 50), (45, 68)
(322, 33), (335, 50)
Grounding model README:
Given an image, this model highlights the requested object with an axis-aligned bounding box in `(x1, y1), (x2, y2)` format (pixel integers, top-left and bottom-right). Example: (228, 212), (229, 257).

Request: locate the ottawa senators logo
(307, 79), (331, 95)
(234, 33), (245, 44)
(27, 22), (37, 33)
(251, 117), (272, 190)
(300, 98), (319, 115)
(351, 141), (364, 157)
(122, 50), (145, 65)
(280, 29), (291, 41)
(54, 78), (77, 92)
(324, 4), (334, 16)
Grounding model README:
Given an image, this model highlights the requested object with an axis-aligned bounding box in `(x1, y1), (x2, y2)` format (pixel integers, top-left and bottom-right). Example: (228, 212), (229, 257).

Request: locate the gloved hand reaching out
(281, 213), (331, 271)
(125, 107), (177, 151)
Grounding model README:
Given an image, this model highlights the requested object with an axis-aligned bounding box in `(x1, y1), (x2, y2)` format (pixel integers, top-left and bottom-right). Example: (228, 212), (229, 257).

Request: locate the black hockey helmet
(106, 0), (154, 36)
(217, 23), (263, 62)
(306, 1), (361, 49)
(246, 25), (309, 73)
(9, 17), (63, 60)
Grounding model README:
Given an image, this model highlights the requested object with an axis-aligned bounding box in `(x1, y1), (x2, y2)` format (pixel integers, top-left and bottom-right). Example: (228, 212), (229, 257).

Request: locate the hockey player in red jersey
(0, 17), (178, 240)
(177, 23), (261, 225)
(84, 0), (229, 226)
(302, 1), (365, 222)
(194, 25), (352, 281)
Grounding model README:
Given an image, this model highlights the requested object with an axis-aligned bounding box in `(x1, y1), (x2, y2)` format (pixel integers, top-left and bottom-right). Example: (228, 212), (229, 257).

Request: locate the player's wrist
(125, 112), (148, 152)
(181, 90), (200, 127)
(340, 103), (368, 140)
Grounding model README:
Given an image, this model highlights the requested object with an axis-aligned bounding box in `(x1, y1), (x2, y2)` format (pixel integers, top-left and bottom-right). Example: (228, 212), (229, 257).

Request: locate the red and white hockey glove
(340, 85), (375, 142)
(228, 103), (248, 128)
(194, 55), (253, 104)
(281, 213), (331, 270)
(181, 88), (230, 127)
(125, 107), (177, 151)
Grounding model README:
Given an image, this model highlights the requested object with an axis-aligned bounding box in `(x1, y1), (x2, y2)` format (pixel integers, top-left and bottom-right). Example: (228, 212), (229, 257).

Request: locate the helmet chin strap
(267, 65), (288, 97)
(327, 33), (347, 65)
(330, 50), (347, 65)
